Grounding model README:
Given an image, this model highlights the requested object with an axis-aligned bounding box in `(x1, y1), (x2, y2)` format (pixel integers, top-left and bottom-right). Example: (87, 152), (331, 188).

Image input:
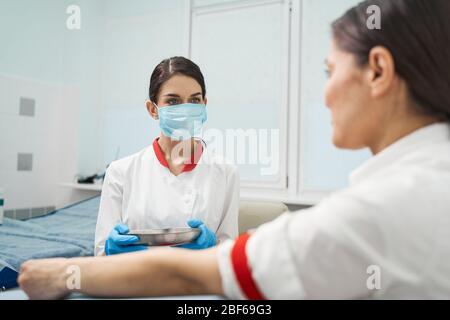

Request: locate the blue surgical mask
(154, 103), (207, 141)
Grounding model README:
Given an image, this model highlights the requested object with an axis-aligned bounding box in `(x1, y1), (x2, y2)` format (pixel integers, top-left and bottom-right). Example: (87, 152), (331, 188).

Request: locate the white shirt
(95, 140), (239, 256)
(218, 123), (450, 299)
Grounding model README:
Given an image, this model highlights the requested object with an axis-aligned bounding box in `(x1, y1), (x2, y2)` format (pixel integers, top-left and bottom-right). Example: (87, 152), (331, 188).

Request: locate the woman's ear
(204, 97), (208, 106)
(146, 100), (159, 120)
(367, 46), (396, 98)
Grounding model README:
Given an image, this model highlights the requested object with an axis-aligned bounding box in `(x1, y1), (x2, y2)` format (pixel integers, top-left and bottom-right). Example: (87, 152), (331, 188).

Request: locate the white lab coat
(218, 123), (450, 299)
(94, 140), (239, 256)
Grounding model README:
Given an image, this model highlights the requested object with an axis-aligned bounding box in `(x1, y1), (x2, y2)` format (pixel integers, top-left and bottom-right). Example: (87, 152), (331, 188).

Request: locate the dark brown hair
(149, 56), (206, 103)
(332, 0), (450, 121)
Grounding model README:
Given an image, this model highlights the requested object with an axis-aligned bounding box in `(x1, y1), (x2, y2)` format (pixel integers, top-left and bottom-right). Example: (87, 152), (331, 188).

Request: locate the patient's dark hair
(332, 0), (450, 121)
(149, 57), (206, 103)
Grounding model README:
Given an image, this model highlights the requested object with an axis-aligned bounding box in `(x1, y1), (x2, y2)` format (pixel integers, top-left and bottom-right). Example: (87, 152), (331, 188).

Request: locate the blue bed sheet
(0, 196), (101, 289)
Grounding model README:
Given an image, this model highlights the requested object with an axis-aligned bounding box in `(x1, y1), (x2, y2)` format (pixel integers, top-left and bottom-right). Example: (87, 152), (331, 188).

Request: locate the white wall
(0, 75), (80, 210)
(0, 1), (67, 210)
(97, 0), (188, 169)
(0, 0), (188, 210)
(0, 0), (105, 210)
(0, 0), (66, 83)
(61, 0), (106, 176)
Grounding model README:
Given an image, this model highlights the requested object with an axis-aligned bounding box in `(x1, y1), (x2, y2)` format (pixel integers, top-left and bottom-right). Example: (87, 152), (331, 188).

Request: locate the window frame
(185, 0), (331, 205)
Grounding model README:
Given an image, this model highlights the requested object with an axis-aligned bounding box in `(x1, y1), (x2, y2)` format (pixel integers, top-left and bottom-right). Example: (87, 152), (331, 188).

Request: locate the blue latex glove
(176, 219), (217, 250)
(105, 224), (148, 256)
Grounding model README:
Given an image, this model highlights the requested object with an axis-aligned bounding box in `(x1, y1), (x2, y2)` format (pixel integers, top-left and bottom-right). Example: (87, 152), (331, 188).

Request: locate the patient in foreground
(19, 0), (450, 299)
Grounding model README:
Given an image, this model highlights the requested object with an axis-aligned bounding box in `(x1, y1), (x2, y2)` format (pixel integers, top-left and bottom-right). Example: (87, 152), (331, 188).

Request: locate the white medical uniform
(217, 123), (450, 299)
(95, 139), (239, 256)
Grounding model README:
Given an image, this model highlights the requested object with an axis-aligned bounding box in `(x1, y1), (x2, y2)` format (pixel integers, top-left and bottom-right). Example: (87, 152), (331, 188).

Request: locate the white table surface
(0, 288), (224, 300)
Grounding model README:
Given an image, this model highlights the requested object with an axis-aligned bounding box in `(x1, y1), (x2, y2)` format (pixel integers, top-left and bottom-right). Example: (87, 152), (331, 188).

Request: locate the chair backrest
(238, 201), (289, 234)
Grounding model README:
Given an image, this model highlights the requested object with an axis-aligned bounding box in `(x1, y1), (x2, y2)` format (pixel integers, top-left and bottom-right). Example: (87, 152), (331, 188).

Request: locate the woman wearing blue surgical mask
(93, 57), (239, 256)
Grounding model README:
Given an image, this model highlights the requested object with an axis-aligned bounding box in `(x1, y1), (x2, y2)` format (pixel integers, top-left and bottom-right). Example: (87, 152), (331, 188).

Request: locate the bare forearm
(68, 248), (223, 298)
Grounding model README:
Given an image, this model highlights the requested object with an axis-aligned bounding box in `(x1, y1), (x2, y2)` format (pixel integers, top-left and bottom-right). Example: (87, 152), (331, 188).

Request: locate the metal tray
(128, 228), (201, 246)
